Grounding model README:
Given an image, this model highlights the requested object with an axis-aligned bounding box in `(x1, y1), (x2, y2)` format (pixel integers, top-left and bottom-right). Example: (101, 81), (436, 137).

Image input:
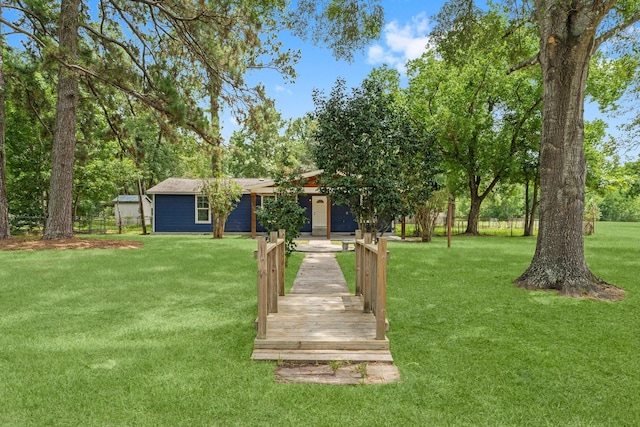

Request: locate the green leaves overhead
(290, 0), (383, 61)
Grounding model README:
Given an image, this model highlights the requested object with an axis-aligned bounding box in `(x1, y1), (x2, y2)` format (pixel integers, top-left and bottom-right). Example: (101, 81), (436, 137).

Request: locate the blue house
(146, 170), (358, 238)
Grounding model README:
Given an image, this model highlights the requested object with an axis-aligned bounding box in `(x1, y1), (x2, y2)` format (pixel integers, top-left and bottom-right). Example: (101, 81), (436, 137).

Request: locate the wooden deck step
(251, 349), (394, 362)
(253, 338), (389, 351)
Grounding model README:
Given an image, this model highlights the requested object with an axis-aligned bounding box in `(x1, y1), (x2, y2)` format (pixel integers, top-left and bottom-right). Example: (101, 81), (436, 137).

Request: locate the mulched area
(0, 237), (143, 251)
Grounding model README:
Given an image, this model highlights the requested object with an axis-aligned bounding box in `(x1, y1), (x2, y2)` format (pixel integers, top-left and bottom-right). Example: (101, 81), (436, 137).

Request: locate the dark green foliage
(598, 190), (640, 221)
(5, 52), (55, 225)
(312, 72), (441, 234)
(256, 173), (309, 260)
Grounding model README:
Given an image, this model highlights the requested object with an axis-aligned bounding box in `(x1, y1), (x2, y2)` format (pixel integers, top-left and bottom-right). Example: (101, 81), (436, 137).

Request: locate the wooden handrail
(256, 229), (286, 340)
(355, 230), (388, 340)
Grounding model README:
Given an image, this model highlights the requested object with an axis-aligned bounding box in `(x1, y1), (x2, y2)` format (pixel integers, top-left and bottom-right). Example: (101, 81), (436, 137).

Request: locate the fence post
(363, 232), (372, 313)
(376, 238), (387, 340)
(278, 229), (286, 296)
(447, 200), (453, 248)
(269, 231), (279, 313)
(355, 230), (363, 295)
(257, 237), (267, 339)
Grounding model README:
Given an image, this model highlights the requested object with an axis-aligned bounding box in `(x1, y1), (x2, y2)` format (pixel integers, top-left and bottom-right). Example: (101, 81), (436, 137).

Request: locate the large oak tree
(512, 0), (639, 299)
(0, 7), (9, 238)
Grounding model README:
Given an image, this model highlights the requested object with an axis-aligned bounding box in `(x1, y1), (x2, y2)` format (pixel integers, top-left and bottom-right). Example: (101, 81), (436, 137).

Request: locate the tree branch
(65, 60), (215, 145)
(593, 11), (640, 51)
(0, 17), (47, 47)
(508, 53), (540, 74)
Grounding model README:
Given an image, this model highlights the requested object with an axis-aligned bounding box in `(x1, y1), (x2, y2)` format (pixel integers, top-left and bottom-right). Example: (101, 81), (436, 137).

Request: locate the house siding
(299, 195), (313, 233)
(154, 194), (212, 233)
(331, 203), (358, 233)
(151, 184), (358, 234)
(225, 194), (253, 232)
(297, 195), (357, 233)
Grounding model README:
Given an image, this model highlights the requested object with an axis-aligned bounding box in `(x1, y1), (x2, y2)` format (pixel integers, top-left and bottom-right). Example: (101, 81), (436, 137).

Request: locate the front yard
(1, 224), (639, 425)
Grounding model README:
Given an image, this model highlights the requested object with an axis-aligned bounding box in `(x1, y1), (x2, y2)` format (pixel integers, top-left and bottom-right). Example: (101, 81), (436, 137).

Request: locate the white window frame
(195, 195), (211, 224)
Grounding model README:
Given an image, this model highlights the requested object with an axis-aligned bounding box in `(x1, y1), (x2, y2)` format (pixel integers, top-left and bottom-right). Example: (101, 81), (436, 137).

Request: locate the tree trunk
(208, 72), (224, 178)
(465, 193), (482, 235)
(525, 180), (539, 237)
(465, 167), (500, 235)
(515, 4), (623, 299)
(213, 214), (226, 239)
(523, 180), (531, 236)
(137, 178), (147, 235)
(43, 0), (81, 239)
(0, 9), (10, 239)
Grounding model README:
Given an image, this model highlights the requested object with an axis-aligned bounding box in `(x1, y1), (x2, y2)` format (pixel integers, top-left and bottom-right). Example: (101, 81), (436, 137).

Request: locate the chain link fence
(9, 215), (150, 235)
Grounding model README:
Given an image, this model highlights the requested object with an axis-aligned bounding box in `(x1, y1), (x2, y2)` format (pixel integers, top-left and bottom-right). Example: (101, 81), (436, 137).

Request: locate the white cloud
(367, 12), (432, 74)
(275, 85), (293, 95)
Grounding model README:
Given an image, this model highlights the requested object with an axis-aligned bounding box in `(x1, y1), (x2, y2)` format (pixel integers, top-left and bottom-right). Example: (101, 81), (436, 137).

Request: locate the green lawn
(1, 223), (639, 426)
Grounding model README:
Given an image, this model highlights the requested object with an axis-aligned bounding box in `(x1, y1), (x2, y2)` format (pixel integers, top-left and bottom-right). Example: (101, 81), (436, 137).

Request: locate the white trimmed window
(195, 195), (211, 223)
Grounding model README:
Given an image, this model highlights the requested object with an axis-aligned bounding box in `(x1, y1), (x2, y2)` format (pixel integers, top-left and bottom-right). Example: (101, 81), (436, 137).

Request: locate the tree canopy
(312, 70), (441, 233)
(407, 6), (542, 234)
(0, 0), (384, 239)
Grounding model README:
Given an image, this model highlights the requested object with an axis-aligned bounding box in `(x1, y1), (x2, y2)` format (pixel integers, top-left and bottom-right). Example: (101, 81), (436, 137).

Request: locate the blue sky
(223, 0), (445, 139)
(226, 0), (638, 158)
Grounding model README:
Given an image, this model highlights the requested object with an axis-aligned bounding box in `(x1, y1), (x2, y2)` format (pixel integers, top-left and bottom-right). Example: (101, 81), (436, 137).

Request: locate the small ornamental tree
(256, 174), (309, 262)
(202, 178), (243, 239)
(414, 190), (449, 242)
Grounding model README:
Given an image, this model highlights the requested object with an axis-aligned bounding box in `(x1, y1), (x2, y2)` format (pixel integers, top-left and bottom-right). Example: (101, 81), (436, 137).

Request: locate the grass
(1, 224), (640, 426)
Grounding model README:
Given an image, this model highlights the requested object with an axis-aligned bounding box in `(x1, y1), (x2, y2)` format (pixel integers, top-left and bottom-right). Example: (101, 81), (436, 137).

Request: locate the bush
(256, 174), (309, 261)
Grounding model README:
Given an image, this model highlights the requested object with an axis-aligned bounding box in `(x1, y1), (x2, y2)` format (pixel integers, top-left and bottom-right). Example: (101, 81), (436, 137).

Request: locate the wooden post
(326, 196), (331, 240)
(251, 193), (257, 239)
(268, 231), (278, 313)
(447, 200), (453, 248)
(278, 229), (285, 296)
(363, 233), (372, 313)
(376, 238), (387, 340)
(355, 230), (363, 295)
(257, 237), (267, 339)
(371, 249), (378, 313)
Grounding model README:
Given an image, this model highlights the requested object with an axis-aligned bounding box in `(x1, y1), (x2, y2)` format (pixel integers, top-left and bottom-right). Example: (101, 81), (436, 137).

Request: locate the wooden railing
(355, 230), (388, 340)
(256, 230), (286, 340)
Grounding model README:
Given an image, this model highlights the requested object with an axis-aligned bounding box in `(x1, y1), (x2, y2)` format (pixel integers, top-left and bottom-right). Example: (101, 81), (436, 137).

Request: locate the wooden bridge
(251, 231), (392, 362)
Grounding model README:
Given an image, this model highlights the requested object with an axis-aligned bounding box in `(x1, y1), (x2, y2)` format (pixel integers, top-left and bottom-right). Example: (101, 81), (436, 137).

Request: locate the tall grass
(1, 224), (639, 426)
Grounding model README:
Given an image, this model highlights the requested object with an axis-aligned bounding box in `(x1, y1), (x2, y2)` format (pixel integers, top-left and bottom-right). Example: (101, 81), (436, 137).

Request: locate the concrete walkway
(294, 239), (343, 253)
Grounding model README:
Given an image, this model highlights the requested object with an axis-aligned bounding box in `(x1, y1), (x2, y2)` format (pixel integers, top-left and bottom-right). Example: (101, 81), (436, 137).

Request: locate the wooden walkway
(251, 250), (393, 362)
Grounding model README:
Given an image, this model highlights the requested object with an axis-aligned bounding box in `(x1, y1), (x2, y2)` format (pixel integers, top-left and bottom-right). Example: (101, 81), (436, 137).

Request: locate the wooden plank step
(251, 349), (394, 362)
(253, 338), (389, 351)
